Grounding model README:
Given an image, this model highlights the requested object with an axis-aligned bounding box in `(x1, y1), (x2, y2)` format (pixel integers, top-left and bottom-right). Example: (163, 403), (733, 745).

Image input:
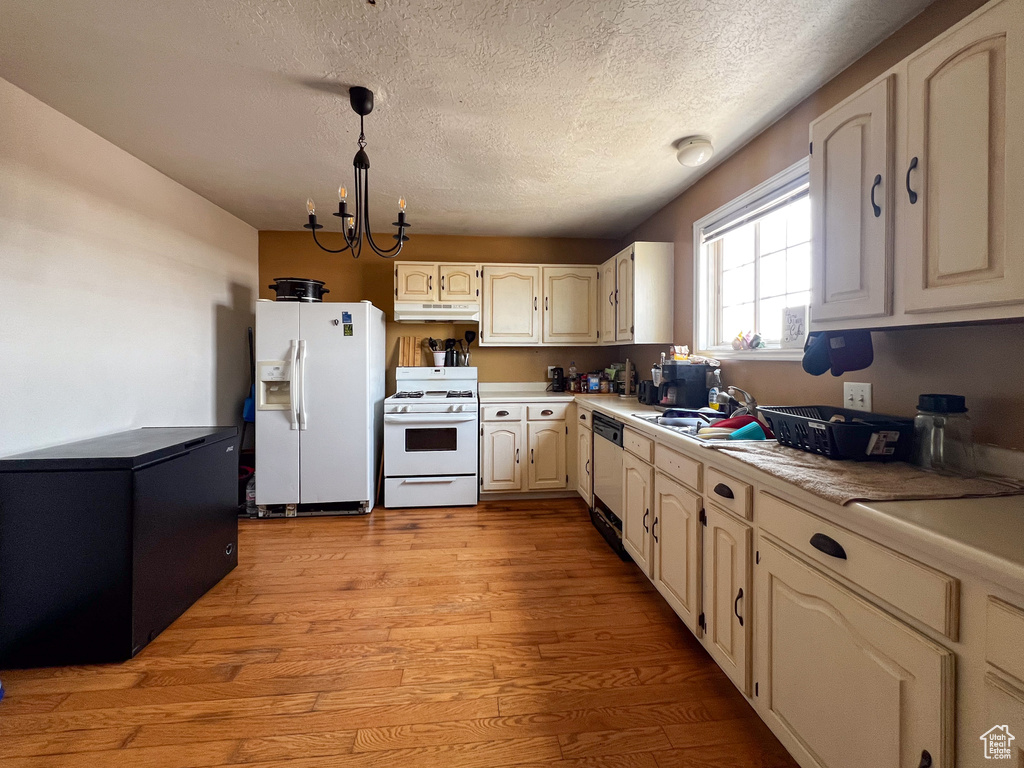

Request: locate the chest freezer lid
(0, 427), (238, 472)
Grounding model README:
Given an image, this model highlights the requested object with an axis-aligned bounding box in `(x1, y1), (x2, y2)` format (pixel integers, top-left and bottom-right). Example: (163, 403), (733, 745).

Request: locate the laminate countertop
(571, 395), (1024, 596)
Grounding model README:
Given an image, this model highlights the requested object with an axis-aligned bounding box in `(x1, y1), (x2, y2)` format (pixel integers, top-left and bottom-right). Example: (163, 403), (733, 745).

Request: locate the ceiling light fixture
(303, 86), (409, 258)
(676, 136), (714, 168)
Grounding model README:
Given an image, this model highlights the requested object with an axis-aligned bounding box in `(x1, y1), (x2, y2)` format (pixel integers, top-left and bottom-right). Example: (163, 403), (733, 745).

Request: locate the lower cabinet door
(652, 473), (702, 635)
(622, 452), (653, 575)
(527, 421), (567, 490)
(481, 422), (523, 491)
(702, 504), (752, 695)
(576, 425), (593, 505)
(984, 671), (1024, 764)
(755, 538), (954, 768)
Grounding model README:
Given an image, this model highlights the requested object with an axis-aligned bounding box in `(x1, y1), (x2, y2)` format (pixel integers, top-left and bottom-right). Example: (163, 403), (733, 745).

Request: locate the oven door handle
(384, 415), (477, 424)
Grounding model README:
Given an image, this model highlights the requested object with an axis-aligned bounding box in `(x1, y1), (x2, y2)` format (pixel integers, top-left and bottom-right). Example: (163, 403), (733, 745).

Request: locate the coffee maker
(550, 367), (565, 392)
(656, 363), (711, 408)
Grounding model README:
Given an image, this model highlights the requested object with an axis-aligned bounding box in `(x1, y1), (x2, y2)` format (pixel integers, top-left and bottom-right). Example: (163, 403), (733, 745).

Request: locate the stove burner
(393, 391), (424, 399)
(447, 391), (474, 398)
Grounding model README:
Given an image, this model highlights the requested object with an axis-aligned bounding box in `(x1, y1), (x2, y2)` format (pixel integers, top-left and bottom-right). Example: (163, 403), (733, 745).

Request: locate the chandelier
(303, 86), (410, 258)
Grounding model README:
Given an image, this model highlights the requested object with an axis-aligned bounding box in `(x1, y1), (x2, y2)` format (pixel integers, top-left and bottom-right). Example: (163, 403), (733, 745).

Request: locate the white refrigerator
(255, 300), (385, 514)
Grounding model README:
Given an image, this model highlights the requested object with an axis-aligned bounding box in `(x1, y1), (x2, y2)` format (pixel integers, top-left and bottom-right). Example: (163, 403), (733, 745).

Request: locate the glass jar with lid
(912, 394), (977, 477)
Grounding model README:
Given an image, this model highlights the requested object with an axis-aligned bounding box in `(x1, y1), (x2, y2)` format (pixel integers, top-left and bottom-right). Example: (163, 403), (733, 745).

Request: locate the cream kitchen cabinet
(395, 263), (437, 301)
(810, 0), (1024, 331)
(481, 266), (542, 345)
(481, 399), (570, 494)
(600, 242), (674, 344)
(622, 451), (654, 575)
(702, 504), (752, 695)
(809, 75), (895, 323)
(599, 258), (616, 344)
(899, 0), (1024, 316)
(395, 262), (481, 302)
(542, 266), (599, 345)
(652, 472), (702, 635)
(755, 538), (954, 768)
(576, 418), (593, 506)
(480, 421), (523, 492)
(527, 421), (567, 491)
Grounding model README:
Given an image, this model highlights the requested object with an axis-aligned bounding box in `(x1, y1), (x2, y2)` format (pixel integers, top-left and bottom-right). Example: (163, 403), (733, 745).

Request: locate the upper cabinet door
(439, 264), (480, 301)
(809, 76), (894, 323)
(600, 258), (616, 344)
(481, 266), (541, 345)
(542, 266), (599, 344)
(615, 248), (634, 341)
(901, 0), (1024, 314)
(395, 263), (437, 302)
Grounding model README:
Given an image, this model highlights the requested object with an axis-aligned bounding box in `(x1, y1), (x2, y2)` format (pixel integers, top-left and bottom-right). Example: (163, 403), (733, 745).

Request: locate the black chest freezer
(0, 427), (239, 668)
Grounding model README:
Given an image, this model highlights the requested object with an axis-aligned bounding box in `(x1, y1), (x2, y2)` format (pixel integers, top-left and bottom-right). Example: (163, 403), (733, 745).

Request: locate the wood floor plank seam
(0, 499), (796, 768)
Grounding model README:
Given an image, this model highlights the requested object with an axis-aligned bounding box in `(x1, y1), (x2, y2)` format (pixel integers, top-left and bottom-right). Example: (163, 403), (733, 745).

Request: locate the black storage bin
(0, 427), (238, 668)
(759, 406), (914, 461)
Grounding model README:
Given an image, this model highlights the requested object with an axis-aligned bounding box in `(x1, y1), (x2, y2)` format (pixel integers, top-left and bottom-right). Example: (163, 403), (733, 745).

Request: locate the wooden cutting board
(397, 336), (424, 366)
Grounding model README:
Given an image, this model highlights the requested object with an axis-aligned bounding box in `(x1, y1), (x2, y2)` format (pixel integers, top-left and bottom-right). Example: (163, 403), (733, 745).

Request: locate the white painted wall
(0, 77), (259, 456)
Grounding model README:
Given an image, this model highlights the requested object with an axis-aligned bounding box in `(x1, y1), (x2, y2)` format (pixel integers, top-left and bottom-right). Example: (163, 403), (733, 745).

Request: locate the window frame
(692, 157), (811, 362)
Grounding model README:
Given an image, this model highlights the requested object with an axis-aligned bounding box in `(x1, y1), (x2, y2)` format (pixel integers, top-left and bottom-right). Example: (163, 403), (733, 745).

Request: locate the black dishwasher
(0, 427), (238, 668)
(590, 413), (629, 560)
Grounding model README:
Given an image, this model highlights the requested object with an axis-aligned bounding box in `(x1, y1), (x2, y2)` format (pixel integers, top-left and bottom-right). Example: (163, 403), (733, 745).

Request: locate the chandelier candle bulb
(303, 198), (322, 230)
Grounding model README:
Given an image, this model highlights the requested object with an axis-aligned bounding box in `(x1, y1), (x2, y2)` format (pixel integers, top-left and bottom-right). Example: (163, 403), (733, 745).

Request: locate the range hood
(393, 301), (480, 323)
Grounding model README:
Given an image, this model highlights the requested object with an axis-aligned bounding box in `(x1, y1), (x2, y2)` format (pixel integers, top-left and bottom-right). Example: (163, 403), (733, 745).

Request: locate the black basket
(759, 406), (915, 462)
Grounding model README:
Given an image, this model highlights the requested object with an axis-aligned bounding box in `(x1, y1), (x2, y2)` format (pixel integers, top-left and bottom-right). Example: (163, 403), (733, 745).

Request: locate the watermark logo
(981, 725), (1015, 760)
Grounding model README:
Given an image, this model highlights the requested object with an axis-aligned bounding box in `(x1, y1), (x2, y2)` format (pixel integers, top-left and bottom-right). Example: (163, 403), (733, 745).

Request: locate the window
(694, 158), (810, 358)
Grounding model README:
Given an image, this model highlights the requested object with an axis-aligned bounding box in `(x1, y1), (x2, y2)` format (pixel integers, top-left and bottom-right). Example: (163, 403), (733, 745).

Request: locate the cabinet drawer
(654, 444), (701, 492)
(987, 597), (1024, 684)
(624, 428), (653, 463)
(527, 403), (568, 421)
(577, 408), (592, 429)
(482, 405), (524, 422)
(759, 492), (959, 639)
(705, 467), (752, 520)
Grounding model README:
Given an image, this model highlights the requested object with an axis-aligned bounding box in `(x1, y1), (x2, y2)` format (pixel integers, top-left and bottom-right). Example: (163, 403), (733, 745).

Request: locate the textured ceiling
(0, 0), (932, 237)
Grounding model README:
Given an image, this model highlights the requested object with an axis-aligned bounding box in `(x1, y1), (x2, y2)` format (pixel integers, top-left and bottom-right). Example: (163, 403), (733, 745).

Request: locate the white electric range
(383, 367), (479, 508)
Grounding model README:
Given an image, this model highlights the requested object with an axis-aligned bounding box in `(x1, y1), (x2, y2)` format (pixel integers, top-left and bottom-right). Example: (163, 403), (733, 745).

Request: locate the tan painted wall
(259, 232), (626, 392)
(625, 0), (1024, 450)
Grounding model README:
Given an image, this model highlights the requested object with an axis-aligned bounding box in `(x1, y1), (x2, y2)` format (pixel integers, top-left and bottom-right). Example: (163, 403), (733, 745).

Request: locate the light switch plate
(547, 366), (557, 379)
(844, 382), (872, 411)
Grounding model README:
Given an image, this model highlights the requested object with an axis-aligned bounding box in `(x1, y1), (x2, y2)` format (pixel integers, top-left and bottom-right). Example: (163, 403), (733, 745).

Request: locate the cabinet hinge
(565, 426), (568, 435)
(699, 508), (707, 526)
(479, 476), (483, 486)
(631, 252), (635, 261)
(630, 325), (634, 334)
(809, 141), (813, 155)
(755, 682), (759, 697)
(756, 550), (760, 565)
(597, 330), (600, 338)
(480, 425), (483, 436)
(698, 612), (705, 630)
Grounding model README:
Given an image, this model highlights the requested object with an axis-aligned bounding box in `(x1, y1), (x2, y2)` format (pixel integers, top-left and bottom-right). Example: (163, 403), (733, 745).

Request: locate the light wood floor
(0, 499), (797, 767)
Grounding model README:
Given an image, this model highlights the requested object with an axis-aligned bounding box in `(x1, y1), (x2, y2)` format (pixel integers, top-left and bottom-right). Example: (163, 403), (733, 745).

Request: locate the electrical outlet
(547, 366), (557, 379)
(844, 382), (872, 412)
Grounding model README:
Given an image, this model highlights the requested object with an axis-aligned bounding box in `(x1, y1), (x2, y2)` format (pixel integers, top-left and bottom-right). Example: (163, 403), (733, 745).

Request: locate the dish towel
(700, 441), (1024, 506)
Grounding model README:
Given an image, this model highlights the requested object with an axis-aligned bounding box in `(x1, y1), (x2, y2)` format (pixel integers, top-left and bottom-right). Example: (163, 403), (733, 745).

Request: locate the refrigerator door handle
(288, 339), (299, 431)
(297, 339), (308, 430)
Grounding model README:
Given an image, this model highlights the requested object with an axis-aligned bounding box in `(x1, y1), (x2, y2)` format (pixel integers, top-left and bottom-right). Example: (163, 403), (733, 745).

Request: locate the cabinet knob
(870, 174), (882, 218)
(652, 516), (659, 543)
(642, 508), (649, 532)
(496, 410), (509, 417)
(713, 483), (734, 500)
(918, 750), (932, 768)
(734, 587), (744, 626)
(542, 409), (553, 416)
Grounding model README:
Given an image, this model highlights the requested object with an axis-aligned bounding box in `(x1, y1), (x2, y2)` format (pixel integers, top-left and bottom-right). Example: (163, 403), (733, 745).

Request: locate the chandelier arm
(361, 169), (405, 258)
(311, 227), (352, 254)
